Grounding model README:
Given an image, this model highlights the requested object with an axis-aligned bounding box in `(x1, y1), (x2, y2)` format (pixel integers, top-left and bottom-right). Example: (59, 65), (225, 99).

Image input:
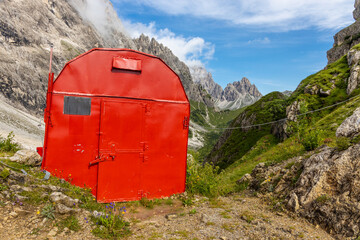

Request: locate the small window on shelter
(64, 96), (91, 116)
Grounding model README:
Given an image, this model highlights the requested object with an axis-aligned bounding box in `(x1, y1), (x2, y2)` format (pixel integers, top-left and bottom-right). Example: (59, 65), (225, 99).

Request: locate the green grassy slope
(189, 100), (244, 128)
(218, 94), (360, 194)
(198, 52), (360, 195)
(189, 100), (245, 158)
(206, 92), (288, 169)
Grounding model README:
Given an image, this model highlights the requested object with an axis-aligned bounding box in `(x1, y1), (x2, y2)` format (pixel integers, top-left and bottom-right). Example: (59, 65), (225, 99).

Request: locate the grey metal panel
(64, 96), (91, 115)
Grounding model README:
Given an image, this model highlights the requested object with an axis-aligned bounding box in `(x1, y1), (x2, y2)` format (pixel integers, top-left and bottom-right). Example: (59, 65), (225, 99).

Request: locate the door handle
(89, 154), (115, 166)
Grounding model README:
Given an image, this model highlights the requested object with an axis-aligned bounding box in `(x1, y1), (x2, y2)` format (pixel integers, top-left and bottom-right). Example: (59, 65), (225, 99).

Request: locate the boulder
(292, 144), (360, 237)
(49, 192), (78, 208)
(336, 107), (360, 138)
(10, 150), (41, 166)
(347, 50), (360, 94)
(347, 49), (360, 66)
(56, 203), (79, 214)
(319, 89), (331, 97)
(236, 173), (252, 185)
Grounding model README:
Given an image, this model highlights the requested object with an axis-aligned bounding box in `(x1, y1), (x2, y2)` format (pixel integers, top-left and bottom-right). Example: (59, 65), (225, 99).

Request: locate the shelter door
(96, 101), (145, 202)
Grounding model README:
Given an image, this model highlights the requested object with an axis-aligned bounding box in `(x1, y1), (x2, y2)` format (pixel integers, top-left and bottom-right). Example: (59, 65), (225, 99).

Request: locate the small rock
(8, 171), (26, 184)
(47, 227), (58, 237)
(10, 149), (42, 166)
(287, 193), (300, 213)
(39, 185), (61, 192)
(237, 173), (252, 185)
(50, 192), (78, 207)
(165, 213), (178, 220)
(9, 211), (18, 218)
(56, 203), (80, 214)
(40, 218), (48, 227)
(13, 207), (30, 216)
(10, 185), (32, 193)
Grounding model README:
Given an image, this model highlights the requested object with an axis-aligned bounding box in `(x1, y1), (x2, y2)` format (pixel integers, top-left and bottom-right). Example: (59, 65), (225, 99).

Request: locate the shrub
(139, 197), (155, 209)
(57, 215), (81, 232)
(186, 157), (221, 197)
(91, 203), (131, 239)
(0, 168), (10, 179)
(299, 129), (322, 151)
(0, 132), (20, 153)
(336, 137), (351, 151)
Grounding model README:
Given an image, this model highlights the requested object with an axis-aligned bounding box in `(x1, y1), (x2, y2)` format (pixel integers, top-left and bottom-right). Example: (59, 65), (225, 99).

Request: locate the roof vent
(112, 57), (142, 72)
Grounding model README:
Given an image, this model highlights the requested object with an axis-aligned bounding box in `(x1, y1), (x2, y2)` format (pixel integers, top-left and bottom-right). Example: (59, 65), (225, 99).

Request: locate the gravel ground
(0, 193), (333, 240)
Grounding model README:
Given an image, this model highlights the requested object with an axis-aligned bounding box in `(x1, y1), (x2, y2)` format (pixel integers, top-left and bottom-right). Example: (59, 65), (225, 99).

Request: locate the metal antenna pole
(49, 43), (54, 74)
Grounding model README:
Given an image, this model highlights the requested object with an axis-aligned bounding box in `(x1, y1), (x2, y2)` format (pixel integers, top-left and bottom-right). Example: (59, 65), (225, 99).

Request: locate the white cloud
(123, 20), (215, 66)
(69, 0), (127, 37)
(70, 0), (214, 66)
(117, 0), (354, 31)
(247, 37), (271, 45)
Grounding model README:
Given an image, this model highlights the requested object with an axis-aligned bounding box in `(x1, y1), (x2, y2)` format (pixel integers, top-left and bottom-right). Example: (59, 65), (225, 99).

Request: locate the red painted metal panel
(141, 102), (189, 198)
(112, 57), (141, 72)
(41, 49), (190, 202)
(42, 95), (100, 196)
(52, 49), (188, 102)
(97, 101), (144, 202)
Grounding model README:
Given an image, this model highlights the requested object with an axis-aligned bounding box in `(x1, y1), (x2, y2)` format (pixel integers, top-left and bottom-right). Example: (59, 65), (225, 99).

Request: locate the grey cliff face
(354, 0), (360, 20)
(190, 66), (223, 100)
(217, 78), (262, 110)
(327, 0), (360, 64)
(0, 0), (108, 113)
(0, 0), (212, 114)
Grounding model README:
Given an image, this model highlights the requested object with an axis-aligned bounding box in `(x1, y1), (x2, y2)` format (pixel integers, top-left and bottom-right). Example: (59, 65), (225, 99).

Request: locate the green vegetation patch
(208, 92), (287, 169)
(57, 215), (81, 232)
(0, 132), (20, 153)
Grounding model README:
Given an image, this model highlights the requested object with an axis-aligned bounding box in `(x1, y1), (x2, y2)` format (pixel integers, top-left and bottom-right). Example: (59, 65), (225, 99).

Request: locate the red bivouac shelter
(41, 48), (190, 203)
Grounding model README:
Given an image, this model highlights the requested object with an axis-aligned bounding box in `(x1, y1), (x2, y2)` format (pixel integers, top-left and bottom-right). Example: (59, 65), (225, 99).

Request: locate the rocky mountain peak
(190, 66), (262, 110)
(240, 77), (250, 85)
(233, 77), (262, 98)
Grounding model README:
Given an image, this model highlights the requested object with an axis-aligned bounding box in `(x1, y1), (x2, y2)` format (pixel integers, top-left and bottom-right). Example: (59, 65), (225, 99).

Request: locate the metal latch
(183, 116), (189, 129)
(89, 154), (115, 166)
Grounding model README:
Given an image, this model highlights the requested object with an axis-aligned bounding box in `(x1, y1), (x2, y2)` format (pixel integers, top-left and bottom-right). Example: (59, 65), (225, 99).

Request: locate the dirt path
(0, 194), (333, 240)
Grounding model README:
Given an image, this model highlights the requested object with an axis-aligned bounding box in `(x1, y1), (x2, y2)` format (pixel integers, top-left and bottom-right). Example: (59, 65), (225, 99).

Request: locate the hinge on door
(140, 142), (149, 151)
(183, 116), (189, 129)
(139, 153), (149, 162)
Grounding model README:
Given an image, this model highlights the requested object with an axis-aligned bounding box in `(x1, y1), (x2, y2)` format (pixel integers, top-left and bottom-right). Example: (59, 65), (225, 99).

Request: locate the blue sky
(109, 0), (355, 95)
